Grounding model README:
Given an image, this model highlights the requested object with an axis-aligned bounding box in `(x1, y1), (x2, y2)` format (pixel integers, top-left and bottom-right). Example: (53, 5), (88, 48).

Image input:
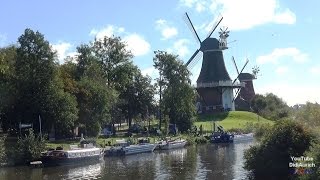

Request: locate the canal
(0, 141), (253, 180)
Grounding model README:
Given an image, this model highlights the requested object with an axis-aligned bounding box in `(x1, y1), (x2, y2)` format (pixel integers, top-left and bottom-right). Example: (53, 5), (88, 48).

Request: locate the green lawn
(194, 111), (274, 132)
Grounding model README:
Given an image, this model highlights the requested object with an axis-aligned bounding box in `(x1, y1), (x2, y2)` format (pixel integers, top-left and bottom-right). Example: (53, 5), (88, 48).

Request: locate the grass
(194, 111), (274, 132)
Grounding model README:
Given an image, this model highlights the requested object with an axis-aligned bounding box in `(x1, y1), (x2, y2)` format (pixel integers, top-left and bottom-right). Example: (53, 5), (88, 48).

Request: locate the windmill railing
(196, 81), (245, 88)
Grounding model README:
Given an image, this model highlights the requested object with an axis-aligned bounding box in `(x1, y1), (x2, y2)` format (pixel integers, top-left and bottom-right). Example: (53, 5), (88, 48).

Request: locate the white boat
(105, 139), (157, 156)
(233, 133), (254, 143)
(41, 143), (104, 166)
(158, 138), (187, 150)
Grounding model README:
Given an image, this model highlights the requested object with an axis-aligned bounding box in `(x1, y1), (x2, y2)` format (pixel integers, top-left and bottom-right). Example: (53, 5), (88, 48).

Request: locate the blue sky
(1, 0), (319, 105)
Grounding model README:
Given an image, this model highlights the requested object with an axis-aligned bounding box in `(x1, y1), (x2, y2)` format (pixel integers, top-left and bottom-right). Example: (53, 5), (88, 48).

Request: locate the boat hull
(41, 154), (103, 166)
(105, 143), (157, 156)
(159, 140), (187, 150)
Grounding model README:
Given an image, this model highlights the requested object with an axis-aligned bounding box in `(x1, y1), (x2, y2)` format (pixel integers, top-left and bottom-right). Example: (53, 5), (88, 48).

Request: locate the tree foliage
(293, 102), (320, 128)
(16, 129), (46, 164)
(0, 30), (155, 138)
(251, 93), (290, 120)
(153, 50), (196, 132)
(244, 120), (314, 179)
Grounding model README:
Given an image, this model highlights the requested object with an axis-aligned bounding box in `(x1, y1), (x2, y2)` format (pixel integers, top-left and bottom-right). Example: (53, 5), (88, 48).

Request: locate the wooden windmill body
(185, 13), (248, 114)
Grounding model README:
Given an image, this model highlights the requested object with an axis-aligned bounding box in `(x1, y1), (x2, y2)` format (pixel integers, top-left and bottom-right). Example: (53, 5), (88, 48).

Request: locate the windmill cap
(201, 38), (219, 51)
(238, 73), (255, 81)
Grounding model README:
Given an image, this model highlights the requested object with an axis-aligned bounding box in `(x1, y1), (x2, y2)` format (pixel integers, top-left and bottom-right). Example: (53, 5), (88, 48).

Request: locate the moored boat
(41, 143), (104, 166)
(105, 139), (157, 156)
(233, 133), (254, 143)
(157, 138), (187, 150)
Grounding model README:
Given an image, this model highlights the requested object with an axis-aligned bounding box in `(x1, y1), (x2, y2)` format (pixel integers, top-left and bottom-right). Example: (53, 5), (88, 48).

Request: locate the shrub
(299, 141), (320, 179)
(244, 120), (314, 179)
(15, 129), (46, 164)
(195, 136), (208, 144)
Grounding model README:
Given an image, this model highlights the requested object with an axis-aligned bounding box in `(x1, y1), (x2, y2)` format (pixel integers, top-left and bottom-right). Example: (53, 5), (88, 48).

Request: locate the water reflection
(0, 142), (253, 180)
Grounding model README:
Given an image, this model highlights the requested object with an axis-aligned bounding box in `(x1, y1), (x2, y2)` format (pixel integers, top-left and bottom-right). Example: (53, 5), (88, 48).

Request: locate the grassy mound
(194, 111), (274, 132)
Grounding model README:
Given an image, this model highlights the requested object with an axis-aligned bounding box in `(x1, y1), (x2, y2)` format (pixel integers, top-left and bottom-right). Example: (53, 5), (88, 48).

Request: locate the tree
(251, 94), (267, 115)
(294, 102), (320, 128)
(244, 120), (314, 179)
(74, 41), (118, 136)
(251, 93), (290, 120)
(153, 50), (196, 132)
(9, 29), (78, 137)
(0, 46), (17, 131)
(15, 129), (46, 164)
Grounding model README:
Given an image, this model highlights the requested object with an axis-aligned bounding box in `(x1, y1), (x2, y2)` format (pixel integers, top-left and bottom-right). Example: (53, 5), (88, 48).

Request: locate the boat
(157, 138), (187, 150)
(210, 123), (234, 143)
(233, 133), (254, 143)
(41, 143), (104, 166)
(105, 139), (157, 156)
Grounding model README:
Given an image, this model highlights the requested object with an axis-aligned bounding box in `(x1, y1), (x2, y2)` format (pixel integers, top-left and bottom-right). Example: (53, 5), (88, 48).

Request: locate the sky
(1, 0), (319, 106)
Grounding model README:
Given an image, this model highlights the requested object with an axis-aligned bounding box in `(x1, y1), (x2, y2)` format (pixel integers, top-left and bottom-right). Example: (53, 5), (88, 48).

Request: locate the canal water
(0, 141), (253, 180)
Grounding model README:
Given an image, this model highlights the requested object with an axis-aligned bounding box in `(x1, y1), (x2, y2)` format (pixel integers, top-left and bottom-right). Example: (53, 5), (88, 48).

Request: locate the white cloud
(90, 25), (150, 56)
(51, 42), (72, 64)
(256, 48), (308, 64)
(256, 83), (320, 106)
(90, 25), (125, 40)
(173, 39), (190, 58)
(142, 66), (158, 77)
(310, 66), (320, 75)
(275, 66), (289, 74)
(155, 19), (178, 40)
(180, 0), (296, 31)
(166, 39), (190, 58)
(123, 34), (150, 56)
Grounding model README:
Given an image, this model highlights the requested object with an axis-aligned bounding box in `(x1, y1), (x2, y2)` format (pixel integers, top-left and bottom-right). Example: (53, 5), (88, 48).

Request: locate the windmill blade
(184, 12), (201, 43)
(207, 16), (223, 38)
(239, 58), (249, 74)
(232, 88), (242, 102)
(232, 58), (249, 85)
(186, 49), (200, 66)
(189, 51), (202, 69)
(232, 56), (239, 75)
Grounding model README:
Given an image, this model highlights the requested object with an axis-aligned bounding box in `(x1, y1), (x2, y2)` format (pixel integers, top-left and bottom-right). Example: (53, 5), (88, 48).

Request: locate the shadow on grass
(196, 112), (229, 122)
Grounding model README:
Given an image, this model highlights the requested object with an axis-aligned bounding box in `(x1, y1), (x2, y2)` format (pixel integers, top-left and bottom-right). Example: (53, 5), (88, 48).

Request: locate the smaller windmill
(231, 57), (256, 111)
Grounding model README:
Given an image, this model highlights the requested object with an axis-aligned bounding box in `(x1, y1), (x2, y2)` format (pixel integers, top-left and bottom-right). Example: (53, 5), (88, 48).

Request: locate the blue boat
(210, 123), (234, 143)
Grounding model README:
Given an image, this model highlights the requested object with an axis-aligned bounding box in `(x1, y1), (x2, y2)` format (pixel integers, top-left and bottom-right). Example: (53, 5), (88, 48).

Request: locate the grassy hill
(194, 111), (274, 132)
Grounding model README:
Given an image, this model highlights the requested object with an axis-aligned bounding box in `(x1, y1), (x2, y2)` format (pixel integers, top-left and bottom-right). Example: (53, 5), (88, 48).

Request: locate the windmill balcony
(196, 81), (245, 88)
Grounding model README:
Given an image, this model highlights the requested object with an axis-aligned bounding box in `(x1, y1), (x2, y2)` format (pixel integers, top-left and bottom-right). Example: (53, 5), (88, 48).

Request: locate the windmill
(184, 12), (245, 113)
(232, 56), (257, 111)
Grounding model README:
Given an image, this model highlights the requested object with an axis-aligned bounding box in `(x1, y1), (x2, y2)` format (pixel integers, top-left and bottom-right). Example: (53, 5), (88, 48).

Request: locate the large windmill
(184, 12), (248, 113)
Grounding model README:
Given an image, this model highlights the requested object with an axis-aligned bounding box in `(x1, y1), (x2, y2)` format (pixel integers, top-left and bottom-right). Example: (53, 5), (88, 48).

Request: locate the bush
(299, 141), (320, 179)
(185, 134), (195, 145)
(195, 136), (208, 144)
(15, 129), (46, 164)
(244, 120), (314, 179)
(253, 123), (273, 140)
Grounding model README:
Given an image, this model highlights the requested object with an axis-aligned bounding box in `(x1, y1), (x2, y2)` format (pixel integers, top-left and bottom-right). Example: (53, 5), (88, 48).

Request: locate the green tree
(251, 93), (290, 120)
(10, 28), (78, 137)
(16, 129), (46, 164)
(0, 46), (17, 131)
(294, 102), (320, 128)
(244, 120), (314, 179)
(251, 94), (267, 115)
(153, 50), (196, 132)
